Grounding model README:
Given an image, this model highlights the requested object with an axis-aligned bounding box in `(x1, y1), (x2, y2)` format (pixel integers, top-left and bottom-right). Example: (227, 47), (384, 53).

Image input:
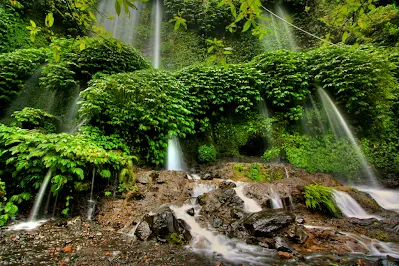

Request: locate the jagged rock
(290, 226), (314, 248)
(143, 206), (191, 243)
(186, 208), (195, 216)
(277, 251), (293, 259)
(219, 181), (236, 190)
(243, 210), (295, 237)
(217, 189), (244, 206)
(201, 174), (212, 180)
(135, 221), (152, 241)
(273, 237), (293, 253)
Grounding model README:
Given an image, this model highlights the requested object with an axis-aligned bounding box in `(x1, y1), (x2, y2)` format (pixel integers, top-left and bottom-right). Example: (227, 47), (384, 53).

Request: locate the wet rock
(186, 208), (195, 216)
(219, 181), (236, 190)
(243, 210), (295, 237)
(201, 174), (212, 180)
(135, 221), (152, 241)
(276, 251), (293, 259)
(217, 189), (244, 206)
(273, 237), (293, 253)
(144, 206), (191, 243)
(214, 218), (223, 228)
(291, 226), (314, 248)
(348, 217), (378, 226)
(295, 218), (305, 224)
(377, 257), (399, 266)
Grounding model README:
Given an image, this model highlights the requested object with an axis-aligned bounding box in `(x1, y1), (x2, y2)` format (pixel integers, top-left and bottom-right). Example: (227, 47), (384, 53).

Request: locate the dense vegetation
(0, 0), (399, 224)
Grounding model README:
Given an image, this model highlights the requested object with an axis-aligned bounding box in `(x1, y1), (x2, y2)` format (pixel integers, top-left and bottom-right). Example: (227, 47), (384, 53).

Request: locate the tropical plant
(198, 144), (217, 163)
(304, 184), (340, 216)
(79, 70), (195, 165)
(12, 107), (57, 133)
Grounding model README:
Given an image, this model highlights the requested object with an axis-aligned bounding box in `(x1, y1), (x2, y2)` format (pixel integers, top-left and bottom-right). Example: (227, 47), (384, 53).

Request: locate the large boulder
(243, 210), (295, 237)
(140, 206), (192, 243)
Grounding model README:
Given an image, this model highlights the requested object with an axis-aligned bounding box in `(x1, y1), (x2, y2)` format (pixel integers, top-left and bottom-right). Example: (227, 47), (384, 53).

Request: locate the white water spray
(233, 182), (262, 213)
(318, 88), (378, 187)
(355, 187), (399, 212)
(166, 136), (185, 171)
(269, 188), (284, 209)
(333, 190), (380, 219)
(152, 0), (162, 68)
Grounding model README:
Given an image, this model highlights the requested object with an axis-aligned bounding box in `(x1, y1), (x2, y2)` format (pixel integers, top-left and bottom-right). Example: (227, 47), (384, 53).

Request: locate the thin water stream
(333, 190), (380, 219)
(152, 0), (162, 68)
(166, 136), (185, 171)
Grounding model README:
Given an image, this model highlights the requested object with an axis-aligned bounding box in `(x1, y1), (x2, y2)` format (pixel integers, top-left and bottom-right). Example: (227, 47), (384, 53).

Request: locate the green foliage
(0, 7), (29, 52)
(80, 70), (194, 165)
(0, 124), (132, 223)
(232, 163), (282, 182)
(197, 144), (216, 163)
(262, 147), (281, 161)
(251, 50), (310, 121)
(212, 116), (272, 157)
(306, 45), (397, 136)
(362, 138), (399, 177)
(166, 232), (184, 245)
(0, 48), (48, 115)
(282, 134), (362, 178)
(175, 64), (264, 131)
(40, 37), (151, 90)
(304, 184), (339, 216)
(247, 163), (263, 181)
(12, 107), (57, 133)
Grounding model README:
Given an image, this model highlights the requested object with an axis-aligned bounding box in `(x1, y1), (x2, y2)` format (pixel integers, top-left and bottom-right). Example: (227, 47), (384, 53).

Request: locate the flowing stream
(354, 187), (399, 212)
(333, 190), (380, 219)
(170, 182), (274, 265)
(87, 168), (96, 220)
(233, 182), (262, 213)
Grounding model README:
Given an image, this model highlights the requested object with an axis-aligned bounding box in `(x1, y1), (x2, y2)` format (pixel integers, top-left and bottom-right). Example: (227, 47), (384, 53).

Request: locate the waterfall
(318, 88), (378, 187)
(152, 0), (162, 68)
(269, 188), (284, 209)
(87, 168), (96, 220)
(8, 170), (52, 230)
(261, 5), (297, 51)
(333, 190), (380, 219)
(166, 136), (185, 171)
(275, 5), (297, 51)
(96, 0), (143, 46)
(233, 182), (262, 213)
(354, 187), (399, 212)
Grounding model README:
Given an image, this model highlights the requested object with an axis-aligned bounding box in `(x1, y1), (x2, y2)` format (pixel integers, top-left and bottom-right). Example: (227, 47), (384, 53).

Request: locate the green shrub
(12, 107), (57, 133)
(0, 48), (49, 115)
(197, 144), (216, 163)
(175, 64), (264, 132)
(0, 124), (134, 223)
(304, 184), (339, 216)
(251, 50), (310, 121)
(282, 134), (362, 179)
(80, 70), (194, 165)
(40, 38), (151, 91)
(262, 147), (281, 161)
(306, 45), (397, 137)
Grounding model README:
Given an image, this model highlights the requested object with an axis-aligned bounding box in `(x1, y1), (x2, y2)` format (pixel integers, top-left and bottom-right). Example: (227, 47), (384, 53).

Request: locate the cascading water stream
(166, 136), (185, 171)
(269, 188), (284, 209)
(8, 170), (52, 230)
(87, 168), (96, 220)
(96, 0), (143, 46)
(318, 88), (378, 187)
(275, 5), (297, 51)
(333, 190), (380, 219)
(354, 187), (399, 212)
(152, 0), (162, 68)
(233, 183), (262, 213)
(170, 182), (274, 265)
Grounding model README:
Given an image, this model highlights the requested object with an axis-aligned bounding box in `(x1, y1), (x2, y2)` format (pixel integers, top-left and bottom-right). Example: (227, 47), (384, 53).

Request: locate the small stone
(105, 252), (110, 256)
(214, 218), (223, 228)
(61, 245), (73, 253)
(277, 251), (293, 259)
(186, 208), (195, 216)
(295, 218), (305, 224)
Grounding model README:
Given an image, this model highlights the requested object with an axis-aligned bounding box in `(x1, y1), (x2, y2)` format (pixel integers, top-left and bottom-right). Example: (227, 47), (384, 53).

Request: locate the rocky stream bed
(1, 162), (399, 266)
